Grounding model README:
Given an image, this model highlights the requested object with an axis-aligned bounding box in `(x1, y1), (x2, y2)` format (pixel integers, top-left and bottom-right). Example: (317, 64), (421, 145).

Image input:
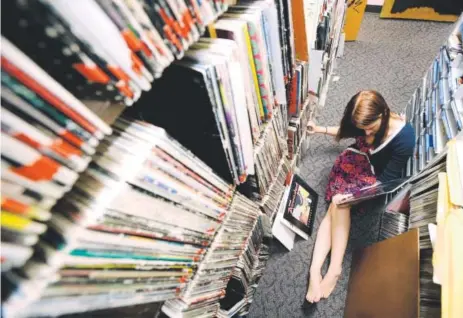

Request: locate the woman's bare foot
(320, 270), (341, 298)
(306, 272), (323, 303)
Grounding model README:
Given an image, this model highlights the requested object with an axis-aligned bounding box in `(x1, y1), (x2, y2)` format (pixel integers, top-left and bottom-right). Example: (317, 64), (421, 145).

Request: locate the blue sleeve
(377, 127), (415, 182)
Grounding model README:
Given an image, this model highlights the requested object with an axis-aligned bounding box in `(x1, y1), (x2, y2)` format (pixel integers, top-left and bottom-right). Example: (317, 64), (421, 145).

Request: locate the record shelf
(1, 1), (246, 316)
(345, 15), (463, 318)
(1, 1), (347, 317)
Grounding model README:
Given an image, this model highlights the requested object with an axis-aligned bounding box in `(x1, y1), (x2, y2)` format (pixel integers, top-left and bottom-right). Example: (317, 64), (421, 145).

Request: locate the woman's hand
(332, 193), (353, 206)
(307, 121), (319, 135)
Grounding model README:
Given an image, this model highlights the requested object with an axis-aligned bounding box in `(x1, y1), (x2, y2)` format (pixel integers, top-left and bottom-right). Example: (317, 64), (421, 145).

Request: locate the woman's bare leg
(320, 203), (351, 298)
(306, 205), (333, 303)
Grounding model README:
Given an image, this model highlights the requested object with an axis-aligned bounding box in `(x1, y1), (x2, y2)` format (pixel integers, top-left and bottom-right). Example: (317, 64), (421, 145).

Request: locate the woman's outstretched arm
(307, 121), (339, 137)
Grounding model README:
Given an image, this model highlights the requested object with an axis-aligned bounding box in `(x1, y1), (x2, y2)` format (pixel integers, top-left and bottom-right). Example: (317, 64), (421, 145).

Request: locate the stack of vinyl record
(3, 0), (235, 107)
(161, 194), (261, 318)
(288, 61), (310, 118)
(259, 156), (291, 219)
(249, 112), (288, 201)
(3, 117), (239, 317)
(217, 215), (269, 318)
(379, 211), (409, 241)
(288, 96), (311, 160)
(274, 0), (296, 85)
(408, 160), (446, 230)
(418, 226), (441, 318)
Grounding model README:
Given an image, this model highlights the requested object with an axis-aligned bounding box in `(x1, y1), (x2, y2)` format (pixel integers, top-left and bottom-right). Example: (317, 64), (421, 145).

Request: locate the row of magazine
(405, 17), (463, 176)
(3, 116), (253, 317)
(3, 0), (234, 107)
(125, 0), (293, 192)
(218, 215), (272, 317)
(161, 201), (261, 317)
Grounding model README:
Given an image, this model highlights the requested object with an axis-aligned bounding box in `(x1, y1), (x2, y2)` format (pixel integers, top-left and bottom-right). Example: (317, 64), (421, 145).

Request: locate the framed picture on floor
(281, 174), (319, 240)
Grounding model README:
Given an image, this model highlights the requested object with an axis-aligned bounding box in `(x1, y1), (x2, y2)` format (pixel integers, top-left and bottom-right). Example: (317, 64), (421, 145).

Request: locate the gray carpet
(248, 13), (453, 318)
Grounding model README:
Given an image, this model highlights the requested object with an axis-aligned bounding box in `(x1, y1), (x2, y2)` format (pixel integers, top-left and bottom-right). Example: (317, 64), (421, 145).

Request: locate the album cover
(281, 174), (318, 240)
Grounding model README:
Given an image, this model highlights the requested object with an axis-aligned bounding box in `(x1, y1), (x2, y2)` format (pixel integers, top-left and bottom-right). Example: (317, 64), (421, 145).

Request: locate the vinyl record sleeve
(339, 178), (409, 207)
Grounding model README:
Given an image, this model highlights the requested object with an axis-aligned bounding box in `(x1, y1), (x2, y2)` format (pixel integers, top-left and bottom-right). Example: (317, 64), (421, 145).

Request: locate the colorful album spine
(241, 24), (265, 121)
(128, 165), (227, 221)
(215, 62), (248, 182)
(1, 37), (111, 136)
(0, 59), (102, 138)
(150, 1), (185, 58)
(123, 0), (175, 70)
(4, 0), (135, 105)
(0, 74), (98, 155)
(34, 0), (142, 103)
(145, 153), (229, 208)
(245, 19), (274, 120)
(109, 182), (219, 234)
(2, 134), (78, 187)
(207, 68), (241, 186)
(1, 108), (90, 172)
(132, 164), (227, 221)
(163, 0), (198, 45)
(228, 64), (255, 176)
(1, 197), (51, 221)
(1, 180), (56, 210)
(157, 0), (191, 48)
(288, 75), (298, 116)
(152, 147), (231, 203)
(1, 211), (47, 235)
(113, 117), (234, 195)
(113, 0), (170, 76)
(262, 1), (287, 106)
(98, 0), (161, 78)
(45, 0), (152, 92)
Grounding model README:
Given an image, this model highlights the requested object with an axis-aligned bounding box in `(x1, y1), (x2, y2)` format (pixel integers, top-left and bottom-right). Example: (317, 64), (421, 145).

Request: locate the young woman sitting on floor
(305, 90), (415, 303)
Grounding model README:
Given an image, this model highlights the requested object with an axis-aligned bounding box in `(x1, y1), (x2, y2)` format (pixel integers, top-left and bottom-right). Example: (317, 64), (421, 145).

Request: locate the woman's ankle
(309, 267), (322, 277)
(326, 266), (342, 277)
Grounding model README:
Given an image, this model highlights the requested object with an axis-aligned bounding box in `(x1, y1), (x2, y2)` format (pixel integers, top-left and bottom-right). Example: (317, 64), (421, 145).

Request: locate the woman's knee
(330, 202), (351, 216)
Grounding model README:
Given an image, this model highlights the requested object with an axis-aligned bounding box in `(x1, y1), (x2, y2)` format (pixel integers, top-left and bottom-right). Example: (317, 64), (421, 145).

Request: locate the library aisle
(248, 13), (454, 318)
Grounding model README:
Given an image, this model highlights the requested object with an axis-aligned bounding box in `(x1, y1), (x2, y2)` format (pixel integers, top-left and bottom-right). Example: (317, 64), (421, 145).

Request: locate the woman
(305, 90), (415, 303)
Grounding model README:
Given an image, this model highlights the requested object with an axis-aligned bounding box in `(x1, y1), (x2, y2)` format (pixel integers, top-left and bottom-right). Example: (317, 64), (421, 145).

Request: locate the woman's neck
(386, 114), (404, 137)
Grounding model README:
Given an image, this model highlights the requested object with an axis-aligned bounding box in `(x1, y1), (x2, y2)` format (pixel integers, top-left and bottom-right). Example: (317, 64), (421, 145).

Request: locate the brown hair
(336, 90), (390, 148)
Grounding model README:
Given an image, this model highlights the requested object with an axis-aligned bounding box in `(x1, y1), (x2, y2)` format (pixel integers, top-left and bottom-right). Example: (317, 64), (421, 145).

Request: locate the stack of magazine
(418, 225), (441, 318)
(3, 117), (241, 317)
(161, 194), (261, 318)
(379, 184), (411, 240)
(379, 210), (409, 241)
(405, 16), (463, 177)
(409, 160), (446, 230)
(218, 215), (271, 318)
(259, 157), (291, 218)
(250, 116), (288, 201)
(288, 89), (311, 160)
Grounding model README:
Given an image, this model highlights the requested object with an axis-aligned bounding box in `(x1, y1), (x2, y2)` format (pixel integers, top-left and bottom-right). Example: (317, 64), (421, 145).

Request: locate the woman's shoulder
(398, 122), (415, 143)
(391, 122), (415, 151)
